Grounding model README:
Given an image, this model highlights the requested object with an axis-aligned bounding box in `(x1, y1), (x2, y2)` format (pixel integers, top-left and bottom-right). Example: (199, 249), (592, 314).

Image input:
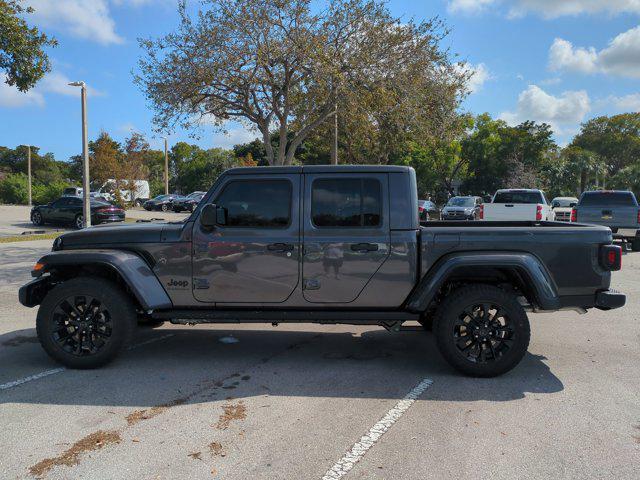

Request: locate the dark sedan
(143, 194), (183, 211)
(172, 191), (206, 212)
(31, 197), (125, 229)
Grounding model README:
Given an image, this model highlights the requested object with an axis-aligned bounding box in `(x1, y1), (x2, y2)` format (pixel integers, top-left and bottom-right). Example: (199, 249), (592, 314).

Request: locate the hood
(57, 222), (185, 248)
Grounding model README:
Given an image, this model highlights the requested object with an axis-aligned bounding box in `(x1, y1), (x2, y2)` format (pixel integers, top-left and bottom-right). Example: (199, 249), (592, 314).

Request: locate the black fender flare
(405, 251), (560, 312)
(25, 249), (172, 310)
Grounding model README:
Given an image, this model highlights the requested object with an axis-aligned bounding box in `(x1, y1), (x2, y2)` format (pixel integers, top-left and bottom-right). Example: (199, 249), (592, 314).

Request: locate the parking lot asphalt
(0, 205), (188, 237)
(0, 238), (639, 479)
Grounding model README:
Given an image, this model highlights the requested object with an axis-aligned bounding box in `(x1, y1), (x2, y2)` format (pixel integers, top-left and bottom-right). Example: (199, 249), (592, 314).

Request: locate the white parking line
(0, 333), (175, 391)
(0, 368), (65, 391)
(321, 378), (434, 480)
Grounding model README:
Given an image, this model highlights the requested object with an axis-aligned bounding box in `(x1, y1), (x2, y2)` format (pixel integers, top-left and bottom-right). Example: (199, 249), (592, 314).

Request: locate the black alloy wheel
(36, 277), (137, 368)
(32, 211), (44, 226)
(50, 294), (113, 357)
(434, 284), (530, 377)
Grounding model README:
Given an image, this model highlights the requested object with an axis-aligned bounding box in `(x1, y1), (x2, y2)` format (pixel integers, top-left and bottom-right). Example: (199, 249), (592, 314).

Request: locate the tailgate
(483, 204), (537, 221)
(578, 205), (638, 228)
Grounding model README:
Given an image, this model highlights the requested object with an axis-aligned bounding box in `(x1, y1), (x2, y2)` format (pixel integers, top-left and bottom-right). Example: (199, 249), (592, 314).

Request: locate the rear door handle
(350, 243), (378, 252)
(267, 243), (294, 252)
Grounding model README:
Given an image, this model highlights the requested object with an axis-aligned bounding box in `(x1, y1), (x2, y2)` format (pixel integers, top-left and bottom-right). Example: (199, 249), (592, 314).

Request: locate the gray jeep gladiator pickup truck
(19, 166), (625, 377)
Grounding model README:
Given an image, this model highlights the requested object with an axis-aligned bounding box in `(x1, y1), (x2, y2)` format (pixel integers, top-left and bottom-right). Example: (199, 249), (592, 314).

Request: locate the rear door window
(493, 191), (544, 204)
(579, 192), (638, 206)
(311, 178), (382, 227)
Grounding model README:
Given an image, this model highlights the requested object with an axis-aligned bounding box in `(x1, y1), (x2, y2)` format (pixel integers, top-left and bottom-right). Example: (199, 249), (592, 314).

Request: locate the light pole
(26, 145), (32, 206)
(68, 81), (91, 228)
(163, 137), (169, 195)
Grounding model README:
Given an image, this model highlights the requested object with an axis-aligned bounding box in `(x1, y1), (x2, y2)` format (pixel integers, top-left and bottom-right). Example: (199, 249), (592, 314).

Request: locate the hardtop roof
(223, 165), (412, 175)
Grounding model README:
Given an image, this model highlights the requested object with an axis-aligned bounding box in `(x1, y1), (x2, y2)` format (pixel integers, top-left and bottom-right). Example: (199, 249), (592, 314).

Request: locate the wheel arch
(27, 250), (172, 311)
(406, 252), (560, 313)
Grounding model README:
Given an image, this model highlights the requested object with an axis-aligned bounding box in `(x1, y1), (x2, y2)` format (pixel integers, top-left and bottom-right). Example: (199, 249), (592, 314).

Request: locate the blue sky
(1, 0), (639, 160)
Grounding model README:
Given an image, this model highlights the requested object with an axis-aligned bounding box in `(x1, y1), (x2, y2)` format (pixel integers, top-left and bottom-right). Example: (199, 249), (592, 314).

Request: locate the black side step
(152, 309), (419, 325)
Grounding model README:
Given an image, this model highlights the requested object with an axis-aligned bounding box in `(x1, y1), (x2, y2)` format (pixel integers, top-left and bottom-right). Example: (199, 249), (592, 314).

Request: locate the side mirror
(201, 203), (227, 228)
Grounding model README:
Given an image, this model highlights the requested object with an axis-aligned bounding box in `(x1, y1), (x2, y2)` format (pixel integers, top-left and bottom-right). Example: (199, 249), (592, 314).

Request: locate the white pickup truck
(481, 189), (555, 221)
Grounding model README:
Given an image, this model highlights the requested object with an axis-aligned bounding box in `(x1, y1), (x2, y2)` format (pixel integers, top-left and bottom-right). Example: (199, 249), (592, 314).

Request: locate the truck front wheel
(434, 285), (530, 377)
(36, 277), (137, 369)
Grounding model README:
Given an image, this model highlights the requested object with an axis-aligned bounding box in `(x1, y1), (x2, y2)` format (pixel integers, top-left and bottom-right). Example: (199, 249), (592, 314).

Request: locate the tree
(572, 113), (640, 180)
(136, 0), (466, 165)
(461, 114), (556, 195)
(87, 132), (123, 187)
(0, 0), (56, 91)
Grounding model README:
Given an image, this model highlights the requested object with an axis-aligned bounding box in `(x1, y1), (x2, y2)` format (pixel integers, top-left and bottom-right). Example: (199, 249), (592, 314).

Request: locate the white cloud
(213, 127), (259, 149)
(0, 71), (105, 108)
(27, 0), (123, 45)
(448, 0), (640, 17)
(604, 93), (640, 112)
(448, 0), (497, 14)
(40, 72), (104, 97)
(548, 38), (598, 74)
(499, 85), (590, 134)
(0, 77), (45, 108)
(465, 63), (493, 93)
(549, 26), (640, 78)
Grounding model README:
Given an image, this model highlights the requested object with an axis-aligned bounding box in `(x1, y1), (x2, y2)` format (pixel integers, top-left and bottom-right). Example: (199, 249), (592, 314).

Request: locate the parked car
(30, 197), (125, 229)
(482, 189), (555, 221)
(143, 194), (183, 211)
(418, 200), (440, 221)
(173, 191), (206, 212)
(440, 196), (483, 220)
(572, 190), (640, 250)
(62, 186), (83, 197)
(551, 196), (578, 222)
(20, 166), (625, 378)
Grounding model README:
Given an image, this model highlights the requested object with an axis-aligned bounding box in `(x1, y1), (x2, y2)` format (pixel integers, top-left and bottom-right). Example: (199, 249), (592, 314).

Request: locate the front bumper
(18, 276), (51, 307)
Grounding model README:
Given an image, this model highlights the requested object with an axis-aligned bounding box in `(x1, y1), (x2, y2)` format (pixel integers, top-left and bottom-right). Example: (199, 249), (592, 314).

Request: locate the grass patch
(0, 232), (62, 243)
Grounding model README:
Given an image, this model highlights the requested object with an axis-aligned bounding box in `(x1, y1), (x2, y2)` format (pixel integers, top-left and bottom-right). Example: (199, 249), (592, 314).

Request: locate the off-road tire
(631, 239), (640, 252)
(36, 277), (137, 369)
(434, 284), (530, 377)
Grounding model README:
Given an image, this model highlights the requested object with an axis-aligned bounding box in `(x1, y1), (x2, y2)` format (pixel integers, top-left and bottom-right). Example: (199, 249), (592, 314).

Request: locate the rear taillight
(600, 245), (622, 271)
(478, 204), (484, 220)
(571, 208), (577, 222)
(535, 204), (542, 221)
(637, 210), (640, 224)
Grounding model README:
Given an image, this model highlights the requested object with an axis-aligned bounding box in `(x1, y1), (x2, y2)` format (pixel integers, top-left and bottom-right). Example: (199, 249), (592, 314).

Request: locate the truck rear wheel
(631, 239), (640, 252)
(434, 284), (530, 377)
(36, 277), (137, 369)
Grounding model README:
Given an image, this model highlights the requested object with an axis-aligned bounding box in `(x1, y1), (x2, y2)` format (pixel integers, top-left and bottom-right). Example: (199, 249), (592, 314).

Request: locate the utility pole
(163, 137), (169, 195)
(69, 81), (91, 228)
(27, 145), (32, 206)
(330, 102), (338, 165)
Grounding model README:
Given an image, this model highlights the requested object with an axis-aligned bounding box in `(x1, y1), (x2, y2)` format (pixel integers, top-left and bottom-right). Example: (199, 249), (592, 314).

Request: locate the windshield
(579, 191), (638, 206)
(447, 197), (474, 207)
(493, 191), (544, 204)
(154, 195), (170, 200)
(552, 198), (578, 208)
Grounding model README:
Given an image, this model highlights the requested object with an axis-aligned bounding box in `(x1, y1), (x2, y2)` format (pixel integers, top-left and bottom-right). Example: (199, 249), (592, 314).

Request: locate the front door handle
(350, 242), (378, 252)
(267, 243), (294, 252)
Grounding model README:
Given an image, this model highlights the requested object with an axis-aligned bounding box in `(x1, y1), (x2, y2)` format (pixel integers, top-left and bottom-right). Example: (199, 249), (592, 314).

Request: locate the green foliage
(0, 0), (57, 91)
(31, 180), (66, 204)
(0, 172), (28, 203)
(171, 143), (237, 193)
